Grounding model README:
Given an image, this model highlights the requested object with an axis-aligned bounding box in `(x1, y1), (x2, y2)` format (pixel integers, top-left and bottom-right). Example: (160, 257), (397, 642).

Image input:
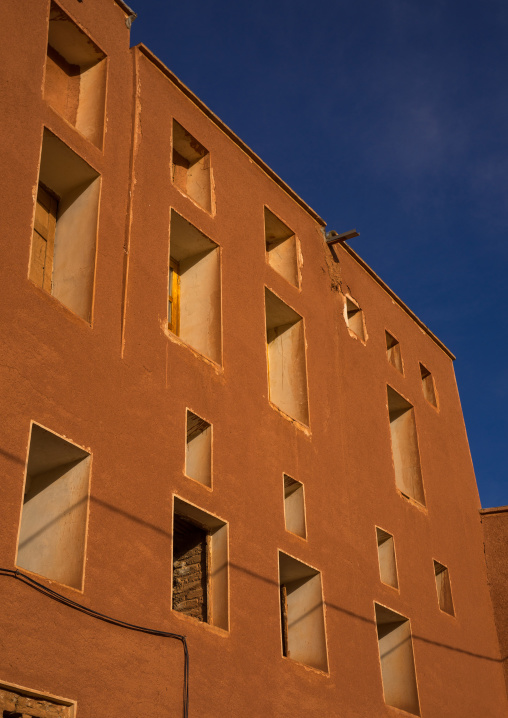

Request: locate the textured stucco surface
(0, 1), (507, 716)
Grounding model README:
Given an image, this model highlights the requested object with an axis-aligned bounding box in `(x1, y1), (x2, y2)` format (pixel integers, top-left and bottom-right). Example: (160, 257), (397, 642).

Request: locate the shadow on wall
(1, 447), (502, 665)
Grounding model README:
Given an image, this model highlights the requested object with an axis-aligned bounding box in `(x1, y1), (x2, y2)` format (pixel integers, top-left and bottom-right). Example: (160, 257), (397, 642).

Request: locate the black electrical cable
(0, 568), (189, 718)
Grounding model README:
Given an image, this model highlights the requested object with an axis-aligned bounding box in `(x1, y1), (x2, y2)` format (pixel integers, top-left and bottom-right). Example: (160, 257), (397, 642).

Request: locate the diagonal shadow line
(91, 496), (172, 538)
(229, 562), (503, 664)
(0, 448), (25, 465)
(14, 495), (504, 665)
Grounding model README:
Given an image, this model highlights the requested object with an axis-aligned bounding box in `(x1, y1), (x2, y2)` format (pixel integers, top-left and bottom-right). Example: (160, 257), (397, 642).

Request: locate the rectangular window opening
(434, 561), (454, 616)
(265, 288), (309, 426)
(264, 208), (300, 287)
(375, 604), (420, 715)
(387, 386), (425, 506)
(185, 411), (212, 488)
(172, 498), (228, 630)
(17, 424), (91, 590)
(283, 475), (306, 539)
(45, 3), (107, 147)
(172, 120), (212, 212)
(385, 331), (403, 373)
(345, 296), (366, 341)
(168, 211), (221, 364)
(376, 527), (398, 589)
(278, 552), (328, 672)
(29, 129), (100, 323)
(420, 363), (438, 407)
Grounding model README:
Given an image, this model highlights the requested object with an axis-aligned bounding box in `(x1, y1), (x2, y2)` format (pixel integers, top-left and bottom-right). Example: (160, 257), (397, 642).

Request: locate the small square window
(185, 411), (212, 488)
(264, 208), (300, 287)
(420, 363), (438, 408)
(434, 560), (454, 616)
(283, 475), (306, 539)
(345, 296), (366, 341)
(376, 527), (398, 589)
(385, 331), (403, 373)
(172, 121), (213, 212)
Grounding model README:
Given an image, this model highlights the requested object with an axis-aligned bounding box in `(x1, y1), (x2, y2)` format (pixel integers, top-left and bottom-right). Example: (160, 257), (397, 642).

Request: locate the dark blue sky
(130, 0), (507, 508)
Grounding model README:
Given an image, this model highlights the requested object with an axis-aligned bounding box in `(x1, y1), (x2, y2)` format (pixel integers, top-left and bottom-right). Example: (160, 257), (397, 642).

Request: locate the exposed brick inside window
(0, 688), (71, 717)
(172, 514), (208, 622)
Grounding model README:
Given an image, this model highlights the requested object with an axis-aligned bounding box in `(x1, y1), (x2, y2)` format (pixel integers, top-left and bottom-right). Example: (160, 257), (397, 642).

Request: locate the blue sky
(131, 0), (508, 508)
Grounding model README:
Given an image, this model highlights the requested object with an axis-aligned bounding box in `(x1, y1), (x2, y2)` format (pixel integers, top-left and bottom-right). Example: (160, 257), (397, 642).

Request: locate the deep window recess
(278, 552), (328, 672)
(385, 332), (403, 373)
(185, 411), (212, 488)
(172, 498), (228, 630)
(434, 561), (454, 616)
(0, 684), (74, 717)
(264, 208), (300, 287)
(345, 297), (366, 341)
(375, 604), (420, 715)
(283, 475), (306, 539)
(420, 363), (438, 407)
(265, 288), (309, 426)
(387, 386), (425, 506)
(16, 423), (91, 590)
(168, 211), (221, 364)
(376, 528), (398, 589)
(29, 129), (100, 322)
(45, 3), (107, 147)
(172, 120), (212, 212)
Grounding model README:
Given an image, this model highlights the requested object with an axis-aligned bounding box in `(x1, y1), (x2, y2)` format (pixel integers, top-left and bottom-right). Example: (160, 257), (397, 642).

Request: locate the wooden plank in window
(168, 257), (180, 334)
(30, 185), (57, 292)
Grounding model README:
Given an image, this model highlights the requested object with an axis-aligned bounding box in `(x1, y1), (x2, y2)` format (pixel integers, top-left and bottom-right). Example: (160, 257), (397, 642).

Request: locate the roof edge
(480, 506), (508, 516)
(340, 243), (456, 360)
(114, 0), (137, 19)
(134, 44), (326, 227)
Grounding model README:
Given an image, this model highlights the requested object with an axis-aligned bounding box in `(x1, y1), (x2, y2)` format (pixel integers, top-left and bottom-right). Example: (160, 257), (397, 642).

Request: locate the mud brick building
(1, 1), (507, 716)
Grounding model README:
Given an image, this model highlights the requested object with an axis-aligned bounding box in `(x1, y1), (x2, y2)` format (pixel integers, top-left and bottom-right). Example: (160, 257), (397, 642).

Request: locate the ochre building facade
(1, 1), (507, 716)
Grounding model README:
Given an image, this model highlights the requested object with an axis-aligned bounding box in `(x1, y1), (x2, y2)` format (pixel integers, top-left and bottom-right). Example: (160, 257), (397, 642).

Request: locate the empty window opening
(265, 288), (309, 426)
(385, 331), (403, 373)
(264, 208), (300, 287)
(434, 561), (454, 616)
(185, 411), (212, 488)
(278, 552), (328, 672)
(376, 528), (398, 590)
(420, 363), (438, 407)
(168, 211), (221, 364)
(172, 498), (228, 630)
(284, 475), (306, 539)
(345, 296), (366, 341)
(17, 424), (90, 589)
(44, 4), (107, 147)
(172, 121), (212, 212)
(375, 604), (420, 715)
(0, 684), (74, 717)
(29, 129), (100, 322)
(387, 386), (425, 506)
